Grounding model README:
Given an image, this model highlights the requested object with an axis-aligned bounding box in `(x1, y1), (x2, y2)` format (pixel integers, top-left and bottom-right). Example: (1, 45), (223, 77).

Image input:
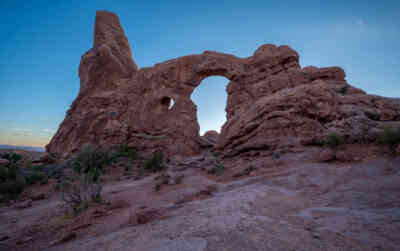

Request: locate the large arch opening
(190, 76), (229, 136)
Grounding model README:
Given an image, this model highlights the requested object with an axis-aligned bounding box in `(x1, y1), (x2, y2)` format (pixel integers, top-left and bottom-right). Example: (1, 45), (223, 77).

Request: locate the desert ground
(1, 145), (399, 251)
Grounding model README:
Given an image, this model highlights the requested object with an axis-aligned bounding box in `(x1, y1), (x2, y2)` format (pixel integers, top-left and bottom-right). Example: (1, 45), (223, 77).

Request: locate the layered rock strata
(47, 11), (400, 158)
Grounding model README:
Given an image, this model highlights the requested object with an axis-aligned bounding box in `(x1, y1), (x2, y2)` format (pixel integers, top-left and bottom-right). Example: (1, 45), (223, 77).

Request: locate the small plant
(54, 183), (61, 191)
(60, 171), (103, 214)
(379, 126), (400, 150)
(124, 165), (132, 172)
(144, 151), (164, 172)
(117, 145), (136, 159)
(208, 164), (225, 176)
(60, 147), (107, 214)
(25, 171), (47, 185)
(72, 146), (112, 175)
(211, 151), (220, 158)
(109, 144), (137, 163)
(40, 176), (49, 185)
(337, 85), (349, 95)
(0, 166), (8, 182)
(0, 152), (22, 165)
(323, 132), (341, 149)
(0, 174), (26, 199)
(0, 157), (26, 199)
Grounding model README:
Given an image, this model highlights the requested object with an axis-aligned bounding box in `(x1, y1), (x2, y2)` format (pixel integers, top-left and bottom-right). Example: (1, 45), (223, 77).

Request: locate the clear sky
(0, 0), (399, 146)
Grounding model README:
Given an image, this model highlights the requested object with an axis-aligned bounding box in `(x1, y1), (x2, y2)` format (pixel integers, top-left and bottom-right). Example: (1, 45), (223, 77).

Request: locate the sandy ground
(0, 147), (399, 251)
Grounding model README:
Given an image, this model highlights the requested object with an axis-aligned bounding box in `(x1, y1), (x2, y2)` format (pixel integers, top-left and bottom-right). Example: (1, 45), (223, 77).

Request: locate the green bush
(72, 146), (112, 179)
(60, 147), (107, 214)
(0, 162), (26, 199)
(25, 171), (47, 185)
(0, 166), (8, 181)
(40, 176), (49, 185)
(380, 126), (400, 148)
(144, 151), (164, 172)
(208, 164), (225, 176)
(323, 132), (341, 149)
(337, 85), (349, 95)
(0, 152), (22, 165)
(112, 145), (136, 160)
(0, 175), (26, 195)
(7, 165), (19, 180)
(60, 171), (103, 214)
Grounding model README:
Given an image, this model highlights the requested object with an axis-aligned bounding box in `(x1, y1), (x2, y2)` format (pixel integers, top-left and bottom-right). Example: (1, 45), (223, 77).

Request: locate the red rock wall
(46, 11), (400, 158)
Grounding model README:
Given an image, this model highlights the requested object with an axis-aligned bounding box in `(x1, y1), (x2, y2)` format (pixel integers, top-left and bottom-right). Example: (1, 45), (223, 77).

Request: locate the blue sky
(0, 0), (399, 146)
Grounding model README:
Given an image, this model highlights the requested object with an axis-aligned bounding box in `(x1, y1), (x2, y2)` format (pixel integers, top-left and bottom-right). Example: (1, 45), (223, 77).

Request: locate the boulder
(30, 193), (47, 201)
(14, 199), (32, 209)
(202, 130), (219, 145)
(32, 154), (55, 164)
(335, 151), (354, 162)
(167, 171), (184, 185)
(318, 149), (336, 162)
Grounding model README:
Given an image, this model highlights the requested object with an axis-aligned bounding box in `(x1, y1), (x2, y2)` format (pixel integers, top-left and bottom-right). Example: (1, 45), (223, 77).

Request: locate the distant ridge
(0, 145), (45, 152)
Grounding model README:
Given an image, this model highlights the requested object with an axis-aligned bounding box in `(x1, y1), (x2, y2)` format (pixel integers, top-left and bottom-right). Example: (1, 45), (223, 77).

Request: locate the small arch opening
(161, 96), (174, 110)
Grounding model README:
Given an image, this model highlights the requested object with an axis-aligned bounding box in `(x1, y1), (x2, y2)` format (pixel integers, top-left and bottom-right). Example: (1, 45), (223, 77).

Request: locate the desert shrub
(211, 151), (220, 157)
(379, 126), (400, 149)
(0, 161), (26, 199)
(60, 171), (103, 214)
(0, 175), (26, 197)
(71, 146), (112, 176)
(208, 164), (225, 176)
(0, 166), (8, 181)
(112, 145), (136, 160)
(54, 183), (61, 191)
(60, 147), (107, 214)
(7, 164), (19, 180)
(25, 171), (47, 185)
(40, 176), (49, 185)
(1, 153), (21, 164)
(0, 152), (22, 165)
(337, 85), (349, 95)
(323, 132), (341, 149)
(144, 151), (164, 172)
(123, 165), (133, 176)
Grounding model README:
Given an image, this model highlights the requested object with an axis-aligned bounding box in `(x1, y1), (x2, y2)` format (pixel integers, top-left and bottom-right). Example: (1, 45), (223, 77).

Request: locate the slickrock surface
(1, 150), (399, 251)
(46, 10), (400, 158)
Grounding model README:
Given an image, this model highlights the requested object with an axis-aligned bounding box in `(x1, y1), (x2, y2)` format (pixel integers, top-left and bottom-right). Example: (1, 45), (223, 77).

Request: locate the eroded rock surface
(46, 10), (400, 158)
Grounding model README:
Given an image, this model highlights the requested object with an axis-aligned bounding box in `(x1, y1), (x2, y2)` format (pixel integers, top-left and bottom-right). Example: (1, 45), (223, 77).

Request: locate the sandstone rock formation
(46, 10), (400, 158)
(201, 130), (219, 146)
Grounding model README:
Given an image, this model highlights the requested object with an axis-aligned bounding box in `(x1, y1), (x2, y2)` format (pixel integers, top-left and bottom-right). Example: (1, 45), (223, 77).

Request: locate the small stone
(50, 232), (77, 246)
(30, 194), (46, 201)
(16, 236), (34, 245)
(14, 200), (32, 209)
(92, 209), (108, 218)
(318, 148), (336, 162)
(0, 235), (9, 242)
(335, 151), (353, 162)
(312, 232), (321, 239)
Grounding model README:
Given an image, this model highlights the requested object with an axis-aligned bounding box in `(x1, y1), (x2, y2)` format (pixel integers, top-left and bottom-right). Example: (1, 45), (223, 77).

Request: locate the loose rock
(14, 200), (32, 209)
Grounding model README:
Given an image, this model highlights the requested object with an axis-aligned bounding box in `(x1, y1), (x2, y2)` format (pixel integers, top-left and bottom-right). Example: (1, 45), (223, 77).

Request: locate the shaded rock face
(46, 11), (400, 158)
